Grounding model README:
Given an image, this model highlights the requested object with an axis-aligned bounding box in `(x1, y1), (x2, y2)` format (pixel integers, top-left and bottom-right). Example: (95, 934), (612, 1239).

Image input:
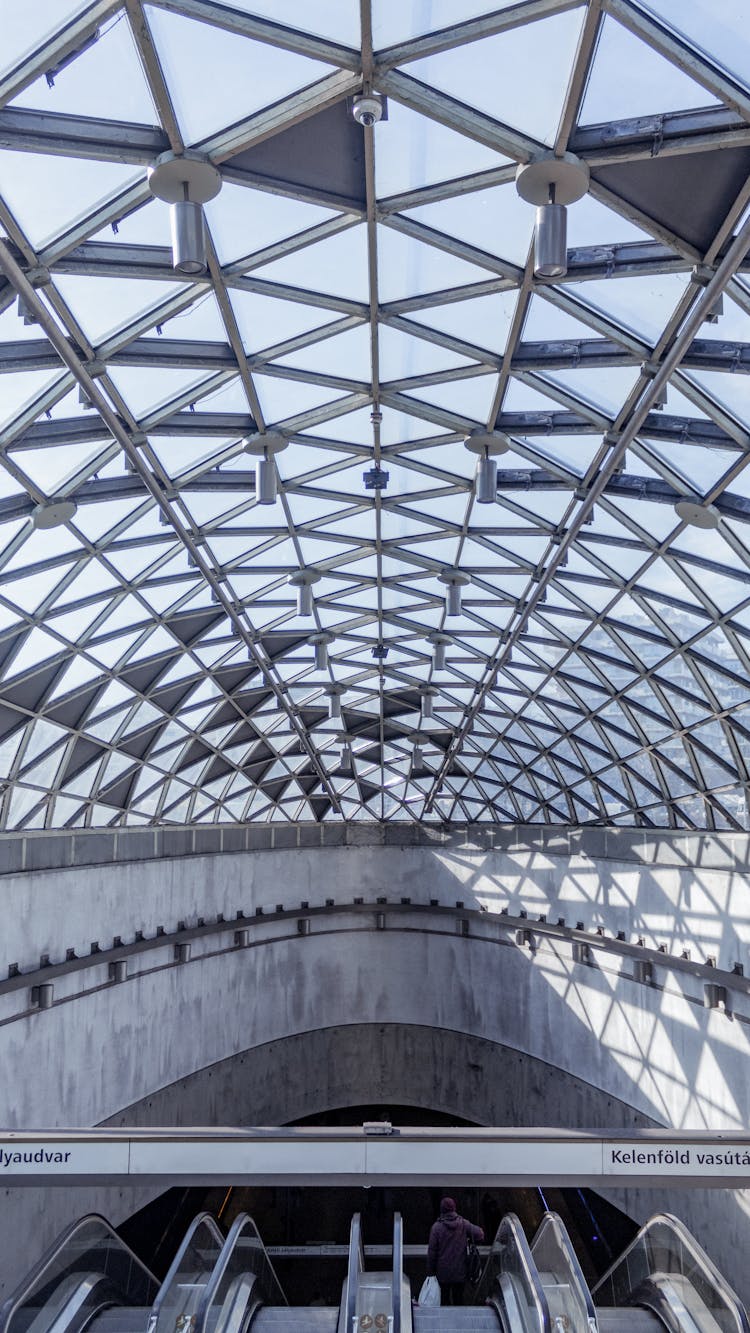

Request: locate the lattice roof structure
(0, 0), (749, 829)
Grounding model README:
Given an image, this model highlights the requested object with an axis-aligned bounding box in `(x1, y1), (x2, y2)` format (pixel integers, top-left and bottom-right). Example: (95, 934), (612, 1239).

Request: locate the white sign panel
(0, 1140), (129, 1177)
(364, 1138), (603, 1180)
(129, 1137), (365, 1179)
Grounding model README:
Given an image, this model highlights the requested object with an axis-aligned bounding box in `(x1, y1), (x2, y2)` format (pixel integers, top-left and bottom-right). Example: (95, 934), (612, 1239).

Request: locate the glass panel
(593, 1213), (749, 1333)
(0, 1214), (157, 1333)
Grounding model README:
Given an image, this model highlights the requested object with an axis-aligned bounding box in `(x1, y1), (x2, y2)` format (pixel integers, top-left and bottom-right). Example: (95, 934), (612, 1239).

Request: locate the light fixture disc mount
(147, 151), (222, 204)
(515, 153), (589, 206)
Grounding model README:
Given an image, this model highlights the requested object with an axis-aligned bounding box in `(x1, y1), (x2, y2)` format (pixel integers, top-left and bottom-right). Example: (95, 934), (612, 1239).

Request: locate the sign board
(1, 1131), (750, 1187)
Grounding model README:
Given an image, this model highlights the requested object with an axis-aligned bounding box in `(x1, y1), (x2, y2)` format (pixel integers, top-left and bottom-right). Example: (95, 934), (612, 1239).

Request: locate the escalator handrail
(531, 1211), (598, 1327)
(194, 1211), (287, 1333)
(343, 1214), (364, 1333)
(0, 1214), (157, 1333)
(147, 1211), (224, 1331)
(495, 1213), (553, 1333)
(392, 1213), (403, 1333)
(591, 1213), (750, 1333)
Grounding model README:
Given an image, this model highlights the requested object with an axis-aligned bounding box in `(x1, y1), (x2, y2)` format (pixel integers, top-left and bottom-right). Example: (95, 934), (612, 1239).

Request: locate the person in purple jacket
(426, 1196), (484, 1305)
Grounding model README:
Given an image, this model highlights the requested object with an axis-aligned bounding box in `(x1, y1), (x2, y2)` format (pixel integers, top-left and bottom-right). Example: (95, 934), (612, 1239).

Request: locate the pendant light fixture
(439, 568), (470, 616)
(428, 632), (451, 671)
(515, 153), (589, 280)
(147, 151), (222, 275)
(289, 568), (321, 616)
(324, 684), (345, 720)
(243, 430), (289, 505)
(309, 631), (335, 670)
(464, 428), (511, 503)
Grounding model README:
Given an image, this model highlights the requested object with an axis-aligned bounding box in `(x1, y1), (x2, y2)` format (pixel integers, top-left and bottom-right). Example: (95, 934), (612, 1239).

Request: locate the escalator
(0, 1215), (158, 1333)
(2, 1205), (747, 1333)
(592, 1214), (750, 1333)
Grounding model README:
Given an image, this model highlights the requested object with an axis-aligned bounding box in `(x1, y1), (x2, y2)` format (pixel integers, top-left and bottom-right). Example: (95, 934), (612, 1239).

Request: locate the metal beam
(0, 107), (168, 164)
(571, 104), (750, 163)
(145, 0), (361, 69)
(510, 336), (750, 375)
(375, 0), (585, 69)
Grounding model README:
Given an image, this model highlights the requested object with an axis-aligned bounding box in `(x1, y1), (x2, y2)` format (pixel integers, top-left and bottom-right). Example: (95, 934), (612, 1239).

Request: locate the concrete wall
(3, 824), (750, 975)
(2, 827), (750, 1304)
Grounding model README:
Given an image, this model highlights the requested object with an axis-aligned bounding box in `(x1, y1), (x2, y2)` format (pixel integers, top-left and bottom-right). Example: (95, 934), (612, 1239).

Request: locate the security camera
(352, 94), (384, 127)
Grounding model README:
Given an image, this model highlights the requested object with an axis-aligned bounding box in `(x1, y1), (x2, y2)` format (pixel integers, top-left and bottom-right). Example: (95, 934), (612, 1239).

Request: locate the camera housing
(351, 93), (385, 127)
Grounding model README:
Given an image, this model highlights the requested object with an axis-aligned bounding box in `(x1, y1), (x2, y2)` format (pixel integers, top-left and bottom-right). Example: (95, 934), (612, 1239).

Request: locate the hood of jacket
(438, 1212), (460, 1227)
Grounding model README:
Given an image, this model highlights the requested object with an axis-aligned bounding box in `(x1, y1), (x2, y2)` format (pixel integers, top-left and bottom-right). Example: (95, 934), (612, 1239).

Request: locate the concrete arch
(2, 914), (747, 1132)
(3, 829), (750, 1305)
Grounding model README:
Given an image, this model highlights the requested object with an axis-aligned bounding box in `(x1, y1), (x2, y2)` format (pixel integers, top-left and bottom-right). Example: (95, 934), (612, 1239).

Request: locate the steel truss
(0, 0), (748, 831)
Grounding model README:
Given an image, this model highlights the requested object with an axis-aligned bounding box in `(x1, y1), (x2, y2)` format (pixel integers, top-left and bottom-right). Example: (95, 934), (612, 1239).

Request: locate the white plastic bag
(419, 1277), (441, 1306)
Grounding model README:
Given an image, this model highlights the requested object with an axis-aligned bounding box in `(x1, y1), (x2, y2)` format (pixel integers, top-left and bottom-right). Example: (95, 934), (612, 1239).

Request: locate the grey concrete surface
(3, 831), (750, 976)
(3, 828), (750, 1308)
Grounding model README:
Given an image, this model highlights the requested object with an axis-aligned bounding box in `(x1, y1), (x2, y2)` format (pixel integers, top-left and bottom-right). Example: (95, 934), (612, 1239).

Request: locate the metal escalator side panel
(193, 1210), (287, 1333)
(340, 1214), (364, 1333)
(146, 1213), (224, 1333)
(209, 1274), (259, 1333)
(0, 1216), (158, 1333)
(393, 1212), (412, 1333)
(193, 1211), (287, 1333)
(488, 1215), (552, 1333)
(530, 1212), (597, 1333)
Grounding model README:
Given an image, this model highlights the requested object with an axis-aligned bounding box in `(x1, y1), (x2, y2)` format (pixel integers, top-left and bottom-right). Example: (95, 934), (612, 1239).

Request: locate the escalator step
(86, 1309), (151, 1333)
(598, 1309), (664, 1333)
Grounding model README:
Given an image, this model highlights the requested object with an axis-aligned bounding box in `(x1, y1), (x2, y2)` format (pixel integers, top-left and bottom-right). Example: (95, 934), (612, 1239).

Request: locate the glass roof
(0, 0), (749, 829)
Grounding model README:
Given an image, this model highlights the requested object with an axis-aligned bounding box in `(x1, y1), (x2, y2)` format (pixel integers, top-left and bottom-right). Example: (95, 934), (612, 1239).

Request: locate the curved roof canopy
(0, 0), (750, 829)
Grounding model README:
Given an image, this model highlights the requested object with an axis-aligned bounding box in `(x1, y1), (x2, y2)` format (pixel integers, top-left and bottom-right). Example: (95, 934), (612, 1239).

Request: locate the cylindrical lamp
(476, 452), (498, 503)
(170, 199), (206, 275)
(299, 582), (314, 616)
(244, 429), (288, 507)
(421, 687), (436, 719)
(534, 202), (567, 278)
(257, 453), (277, 505)
(325, 686), (344, 720)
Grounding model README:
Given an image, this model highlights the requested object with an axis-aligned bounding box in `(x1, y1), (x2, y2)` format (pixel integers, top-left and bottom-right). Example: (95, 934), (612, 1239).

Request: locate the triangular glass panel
(405, 182), (534, 268)
(406, 289), (518, 359)
(55, 275), (183, 344)
(408, 8), (585, 145)
(144, 5), (336, 142)
(254, 223), (369, 301)
(377, 224), (503, 303)
(581, 14), (722, 122)
(273, 322), (372, 379)
(205, 183), (337, 267)
(13, 17), (157, 121)
(0, 151), (141, 248)
(230, 289), (342, 352)
(377, 99), (510, 198)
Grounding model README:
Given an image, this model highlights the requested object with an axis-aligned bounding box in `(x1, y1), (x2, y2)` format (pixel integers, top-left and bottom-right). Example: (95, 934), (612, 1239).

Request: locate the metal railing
(146, 1212), (224, 1333)
(194, 1211), (286, 1333)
